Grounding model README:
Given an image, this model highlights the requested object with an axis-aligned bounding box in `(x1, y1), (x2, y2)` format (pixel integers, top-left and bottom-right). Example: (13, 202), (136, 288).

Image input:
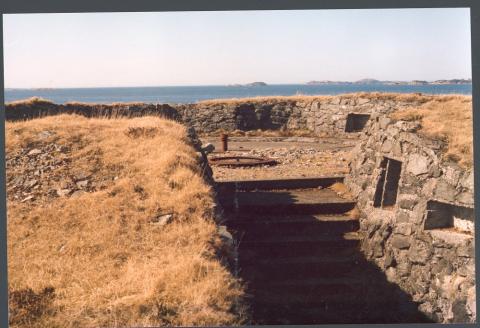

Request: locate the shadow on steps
(223, 195), (433, 325)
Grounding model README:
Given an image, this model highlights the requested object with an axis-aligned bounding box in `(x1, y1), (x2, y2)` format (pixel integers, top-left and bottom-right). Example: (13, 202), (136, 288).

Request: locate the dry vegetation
(7, 115), (246, 327)
(197, 92), (465, 105)
(391, 96), (473, 167)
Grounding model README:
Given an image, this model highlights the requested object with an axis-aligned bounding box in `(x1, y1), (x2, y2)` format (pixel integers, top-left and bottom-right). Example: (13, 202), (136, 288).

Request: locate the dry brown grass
(390, 96), (473, 167)
(6, 97), (54, 106)
(197, 92), (468, 105)
(7, 115), (246, 327)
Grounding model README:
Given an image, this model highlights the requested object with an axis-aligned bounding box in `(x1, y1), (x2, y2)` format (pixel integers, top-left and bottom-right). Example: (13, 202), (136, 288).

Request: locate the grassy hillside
(6, 115), (246, 327)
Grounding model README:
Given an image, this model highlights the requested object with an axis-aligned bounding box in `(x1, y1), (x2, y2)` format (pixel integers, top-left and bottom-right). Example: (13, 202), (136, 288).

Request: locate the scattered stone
(27, 149), (42, 156)
(70, 190), (86, 198)
(24, 179), (38, 188)
(20, 195), (34, 202)
(56, 189), (72, 197)
(151, 213), (173, 227)
(76, 180), (89, 189)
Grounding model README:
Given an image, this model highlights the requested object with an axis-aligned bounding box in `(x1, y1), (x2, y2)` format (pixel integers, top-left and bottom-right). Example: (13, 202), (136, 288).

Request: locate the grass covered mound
(390, 96), (472, 168)
(6, 115), (246, 327)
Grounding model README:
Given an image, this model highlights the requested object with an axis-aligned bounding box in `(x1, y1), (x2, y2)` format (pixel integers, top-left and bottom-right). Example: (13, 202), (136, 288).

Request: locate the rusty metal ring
(209, 156), (278, 167)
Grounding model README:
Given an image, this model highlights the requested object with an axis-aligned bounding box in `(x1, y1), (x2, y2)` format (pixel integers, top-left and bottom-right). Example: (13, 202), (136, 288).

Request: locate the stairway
(219, 177), (429, 325)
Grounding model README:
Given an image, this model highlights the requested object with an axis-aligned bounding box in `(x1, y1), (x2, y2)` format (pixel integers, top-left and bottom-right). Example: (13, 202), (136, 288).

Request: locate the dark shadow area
(424, 200), (475, 230)
(374, 157), (402, 208)
(5, 101), (180, 121)
(345, 113), (370, 132)
(221, 187), (433, 325)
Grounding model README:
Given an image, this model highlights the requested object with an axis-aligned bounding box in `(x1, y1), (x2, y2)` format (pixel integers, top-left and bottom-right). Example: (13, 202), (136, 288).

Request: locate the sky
(2, 8), (472, 88)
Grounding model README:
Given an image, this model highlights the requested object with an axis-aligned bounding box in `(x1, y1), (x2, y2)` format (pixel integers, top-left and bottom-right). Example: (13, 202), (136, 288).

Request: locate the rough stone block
(408, 239), (432, 264)
(391, 234), (411, 249)
(394, 223), (413, 236)
(406, 153), (430, 175)
(434, 180), (457, 202)
(398, 197), (418, 210)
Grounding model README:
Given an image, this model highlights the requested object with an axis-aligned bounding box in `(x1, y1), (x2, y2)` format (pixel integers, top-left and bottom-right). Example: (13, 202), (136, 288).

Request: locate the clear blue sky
(2, 8), (471, 88)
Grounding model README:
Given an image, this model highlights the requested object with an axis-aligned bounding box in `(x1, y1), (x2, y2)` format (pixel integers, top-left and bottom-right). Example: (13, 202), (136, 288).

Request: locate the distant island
(227, 82), (268, 87)
(306, 78), (472, 85)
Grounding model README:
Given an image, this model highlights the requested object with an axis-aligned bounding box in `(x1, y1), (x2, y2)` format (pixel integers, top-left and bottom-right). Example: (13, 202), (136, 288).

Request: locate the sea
(4, 84), (472, 104)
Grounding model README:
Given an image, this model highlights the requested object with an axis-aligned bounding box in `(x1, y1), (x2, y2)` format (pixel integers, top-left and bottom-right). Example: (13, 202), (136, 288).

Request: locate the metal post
(221, 133), (229, 152)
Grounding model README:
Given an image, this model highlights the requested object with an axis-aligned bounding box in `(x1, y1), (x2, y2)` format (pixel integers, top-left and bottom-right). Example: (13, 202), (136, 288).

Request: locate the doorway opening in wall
(424, 200), (474, 234)
(345, 113), (370, 132)
(373, 157), (402, 208)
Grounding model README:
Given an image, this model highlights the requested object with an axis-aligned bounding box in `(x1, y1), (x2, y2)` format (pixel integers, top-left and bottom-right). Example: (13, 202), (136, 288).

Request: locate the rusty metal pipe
(221, 134), (229, 152)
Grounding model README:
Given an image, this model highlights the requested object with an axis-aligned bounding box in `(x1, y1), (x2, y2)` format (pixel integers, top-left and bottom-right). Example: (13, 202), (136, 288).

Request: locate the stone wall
(175, 96), (424, 135)
(6, 95), (428, 135)
(5, 100), (180, 121)
(344, 114), (476, 323)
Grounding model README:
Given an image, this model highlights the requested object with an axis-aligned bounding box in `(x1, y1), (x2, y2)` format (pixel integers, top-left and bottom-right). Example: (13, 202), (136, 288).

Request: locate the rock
(434, 180), (457, 202)
(391, 235), (411, 249)
(384, 251), (396, 268)
(456, 244), (474, 258)
(456, 192), (474, 206)
(460, 171), (474, 190)
(379, 117), (391, 129)
(381, 139), (393, 153)
(20, 195), (34, 202)
(76, 180), (89, 189)
(75, 172), (91, 181)
(201, 143), (215, 155)
(151, 213), (173, 227)
(398, 197), (417, 210)
(394, 223), (413, 236)
(373, 242), (384, 258)
(24, 179), (38, 188)
(71, 190), (86, 198)
(218, 225), (234, 247)
(37, 131), (54, 138)
(27, 149), (42, 156)
(357, 98), (370, 105)
(406, 153), (430, 175)
(451, 299), (470, 323)
(56, 189), (72, 197)
(408, 239), (432, 264)
(396, 260), (411, 277)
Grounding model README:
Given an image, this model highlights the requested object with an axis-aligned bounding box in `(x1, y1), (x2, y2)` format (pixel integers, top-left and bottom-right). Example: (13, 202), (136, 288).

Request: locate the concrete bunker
(345, 113), (370, 132)
(373, 157), (402, 208)
(424, 200), (475, 233)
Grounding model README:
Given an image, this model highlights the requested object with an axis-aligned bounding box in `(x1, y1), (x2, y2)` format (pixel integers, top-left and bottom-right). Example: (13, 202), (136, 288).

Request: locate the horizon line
(4, 78), (473, 90)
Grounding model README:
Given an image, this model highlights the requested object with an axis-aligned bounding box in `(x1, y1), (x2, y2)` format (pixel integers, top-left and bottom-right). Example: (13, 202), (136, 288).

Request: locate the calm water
(4, 84), (472, 104)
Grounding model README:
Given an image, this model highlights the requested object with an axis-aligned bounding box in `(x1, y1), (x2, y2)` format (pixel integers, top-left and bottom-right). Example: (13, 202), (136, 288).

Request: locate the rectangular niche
(345, 113), (370, 132)
(424, 200), (474, 233)
(373, 157), (402, 208)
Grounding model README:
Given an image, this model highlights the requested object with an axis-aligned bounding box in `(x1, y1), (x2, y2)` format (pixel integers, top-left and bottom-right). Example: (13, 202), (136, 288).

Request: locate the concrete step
(239, 254), (361, 281)
(223, 189), (356, 215)
(238, 243), (358, 261)
(228, 214), (359, 237)
(239, 231), (360, 248)
(216, 176), (344, 192)
(246, 276), (364, 297)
